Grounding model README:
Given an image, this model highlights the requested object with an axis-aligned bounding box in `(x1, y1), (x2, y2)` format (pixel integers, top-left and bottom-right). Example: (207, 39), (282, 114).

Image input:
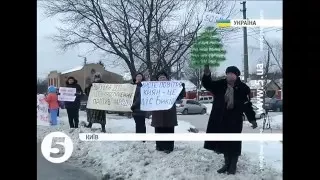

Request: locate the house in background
(47, 63), (124, 90)
(247, 79), (282, 99)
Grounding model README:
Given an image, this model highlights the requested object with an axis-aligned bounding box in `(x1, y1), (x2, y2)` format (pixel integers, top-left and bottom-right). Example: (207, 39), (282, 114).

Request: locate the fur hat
(66, 76), (78, 85)
(156, 71), (169, 80)
(225, 66), (241, 77)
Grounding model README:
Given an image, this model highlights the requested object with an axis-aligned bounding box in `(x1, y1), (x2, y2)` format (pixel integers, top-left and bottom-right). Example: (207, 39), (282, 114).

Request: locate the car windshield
(176, 100), (183, 104)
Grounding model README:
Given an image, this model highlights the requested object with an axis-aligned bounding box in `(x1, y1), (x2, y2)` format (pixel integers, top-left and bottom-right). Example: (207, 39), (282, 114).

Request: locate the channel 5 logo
(41, 132), (74, 163)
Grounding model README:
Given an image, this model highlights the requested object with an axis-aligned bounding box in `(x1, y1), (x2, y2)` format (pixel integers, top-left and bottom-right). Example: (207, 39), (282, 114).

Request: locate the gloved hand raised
(204, 64), (211, 76)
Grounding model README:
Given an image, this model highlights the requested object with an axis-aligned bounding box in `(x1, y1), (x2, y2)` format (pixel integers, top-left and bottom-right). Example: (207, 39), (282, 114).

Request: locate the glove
(250, 121), (258, 129)
(130, 105), (135, 112)
(204, 64), (211, 76)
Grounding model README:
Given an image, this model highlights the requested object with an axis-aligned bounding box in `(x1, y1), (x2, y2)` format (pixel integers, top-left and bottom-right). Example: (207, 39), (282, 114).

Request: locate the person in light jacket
(46, 86), (59, 126)
(151, 71), (185, 154)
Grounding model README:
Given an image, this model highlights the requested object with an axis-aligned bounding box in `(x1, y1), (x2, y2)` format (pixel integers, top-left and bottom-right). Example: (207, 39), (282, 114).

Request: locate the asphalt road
(37, 143), (98, 180)
(177, 112), (283, 133)
(104, 112), (282, 133)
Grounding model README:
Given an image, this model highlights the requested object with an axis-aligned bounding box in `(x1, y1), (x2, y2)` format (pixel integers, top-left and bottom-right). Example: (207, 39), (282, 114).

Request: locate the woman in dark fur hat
(65, 76), (83, 128)
(151, 71), (185, 153)
(202, 65), (257, 174)
(85, 72), (107, 133)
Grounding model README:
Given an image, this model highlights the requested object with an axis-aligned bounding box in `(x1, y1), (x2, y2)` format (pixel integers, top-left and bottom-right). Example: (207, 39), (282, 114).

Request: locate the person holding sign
(202, 65), (257, 175)
(131, 73), (146, 135)
(45, 86), (59, 126)
(151, 71), (185, 154)
(65, 76), (83, 128)
(85, 72), (107, 133)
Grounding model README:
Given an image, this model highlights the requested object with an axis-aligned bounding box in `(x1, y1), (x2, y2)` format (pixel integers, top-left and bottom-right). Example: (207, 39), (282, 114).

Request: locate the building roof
(61, 65), (83, 74)
(246, 79), (272, 89)
(179, 80), (197, 91)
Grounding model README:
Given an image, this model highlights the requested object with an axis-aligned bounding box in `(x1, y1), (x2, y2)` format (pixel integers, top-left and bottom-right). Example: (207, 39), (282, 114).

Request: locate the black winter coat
(64, 80), (83, 109)
(202, 74), (256, 156)
(151, 85), (185, 127)
(131, 82), (146, 117)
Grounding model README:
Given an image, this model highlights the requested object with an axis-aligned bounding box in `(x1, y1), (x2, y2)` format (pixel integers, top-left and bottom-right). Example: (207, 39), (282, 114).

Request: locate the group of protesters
(44, 64), (258, 175)
(127, 65), (258, 175)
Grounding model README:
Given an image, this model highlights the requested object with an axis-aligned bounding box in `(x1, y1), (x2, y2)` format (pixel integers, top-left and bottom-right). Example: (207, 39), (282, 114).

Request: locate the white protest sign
(140, 81), (183, 111)
(58, 87), (76, 102)
(37, 94), (50, 126)
(86, 83), (136, 111)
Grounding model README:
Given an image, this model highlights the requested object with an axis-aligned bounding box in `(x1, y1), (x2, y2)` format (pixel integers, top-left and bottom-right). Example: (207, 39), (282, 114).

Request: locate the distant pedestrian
(202, 65), (257, 175)
(131, 73), (146, 137)
(45, 86), (59, 126)
(151, 71), (185, 153)
(65, 77), (83, 128)
(85, 73), (107, 133)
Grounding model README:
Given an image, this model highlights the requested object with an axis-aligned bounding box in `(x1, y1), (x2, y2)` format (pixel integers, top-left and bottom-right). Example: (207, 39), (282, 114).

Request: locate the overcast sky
(37, 0), (282, 78)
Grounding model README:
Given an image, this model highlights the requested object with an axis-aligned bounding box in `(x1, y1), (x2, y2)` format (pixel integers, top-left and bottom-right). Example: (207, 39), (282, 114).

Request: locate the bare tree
(37, 78), (48, 94)
(183, 56), (217, 88)
(263, 38), (283, 74)
(39, 0), (235, 79)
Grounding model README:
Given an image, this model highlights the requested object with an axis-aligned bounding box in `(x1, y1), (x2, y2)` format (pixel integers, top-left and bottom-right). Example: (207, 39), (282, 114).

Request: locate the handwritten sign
(58, 87), (76, 102)
(37, 94), (50, 126)
(86, 83), (136, 111)
(140, 81), (183, 111)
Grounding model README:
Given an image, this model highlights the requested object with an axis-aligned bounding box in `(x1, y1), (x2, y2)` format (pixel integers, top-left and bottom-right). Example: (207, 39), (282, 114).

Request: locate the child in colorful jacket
(46, 86), (59, 125)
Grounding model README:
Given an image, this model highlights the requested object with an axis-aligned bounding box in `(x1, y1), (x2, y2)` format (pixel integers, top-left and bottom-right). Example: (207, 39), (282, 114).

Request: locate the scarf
(225, 84), (234, 110)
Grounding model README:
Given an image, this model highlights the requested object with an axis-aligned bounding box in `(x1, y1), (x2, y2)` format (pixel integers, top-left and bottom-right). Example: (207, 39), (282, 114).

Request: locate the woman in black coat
(202, 65), (257, 175)
(85, 72), (107, 133)
(131, 73), (147, 135)
(65, 77), (83, 128)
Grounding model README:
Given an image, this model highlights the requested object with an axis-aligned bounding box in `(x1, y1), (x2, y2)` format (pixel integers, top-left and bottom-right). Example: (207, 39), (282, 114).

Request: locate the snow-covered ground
(37, 110), (282, 180)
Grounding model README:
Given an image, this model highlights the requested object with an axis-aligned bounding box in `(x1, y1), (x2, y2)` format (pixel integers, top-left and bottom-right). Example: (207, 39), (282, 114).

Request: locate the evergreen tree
(191, 26), (226, 67)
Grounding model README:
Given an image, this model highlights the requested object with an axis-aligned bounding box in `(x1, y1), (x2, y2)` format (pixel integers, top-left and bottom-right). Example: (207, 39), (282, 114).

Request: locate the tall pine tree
(191, 26), (226, 67)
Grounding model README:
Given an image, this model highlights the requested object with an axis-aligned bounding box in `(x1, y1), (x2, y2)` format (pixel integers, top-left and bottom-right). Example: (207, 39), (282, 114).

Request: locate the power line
(222, 27), (281, 44)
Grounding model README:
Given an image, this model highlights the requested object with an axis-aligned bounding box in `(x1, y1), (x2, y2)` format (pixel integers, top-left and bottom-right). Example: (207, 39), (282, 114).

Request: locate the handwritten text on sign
(37, 94), (50, 126)
(58, 87), (76, 102)
(86, 83), (136, 111)
(140, 81), (183, 111)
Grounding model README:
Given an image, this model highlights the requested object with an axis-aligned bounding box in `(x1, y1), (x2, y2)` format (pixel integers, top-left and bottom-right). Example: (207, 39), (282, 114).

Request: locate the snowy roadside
(37, 110), (282, 180)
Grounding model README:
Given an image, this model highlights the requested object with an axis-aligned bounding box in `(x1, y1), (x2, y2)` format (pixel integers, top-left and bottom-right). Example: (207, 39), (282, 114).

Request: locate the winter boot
(217, 154), (230, 174)
(227, 156), (239, 175)
(85, 122), (93, 128)
(101, 124), (106, 133)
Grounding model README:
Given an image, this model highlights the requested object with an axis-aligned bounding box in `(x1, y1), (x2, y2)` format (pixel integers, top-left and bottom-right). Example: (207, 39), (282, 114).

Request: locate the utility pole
(241, 1), (249, 82)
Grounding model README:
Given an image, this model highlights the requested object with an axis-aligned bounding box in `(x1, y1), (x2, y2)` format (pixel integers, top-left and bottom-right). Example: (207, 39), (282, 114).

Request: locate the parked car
(264, 98), (282, 112)
(198, 96), (214, 104)
(176, 99), (207, 115)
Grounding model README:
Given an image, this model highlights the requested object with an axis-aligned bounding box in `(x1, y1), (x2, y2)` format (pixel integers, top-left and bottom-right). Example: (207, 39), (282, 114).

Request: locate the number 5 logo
(41, 132), (74, 163)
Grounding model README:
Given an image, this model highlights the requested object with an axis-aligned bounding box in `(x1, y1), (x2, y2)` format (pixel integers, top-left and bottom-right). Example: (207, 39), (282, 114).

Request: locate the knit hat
(225, 66), (241, 77)
(48, 86), (57, 93)
(156, 71), (169, 79)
